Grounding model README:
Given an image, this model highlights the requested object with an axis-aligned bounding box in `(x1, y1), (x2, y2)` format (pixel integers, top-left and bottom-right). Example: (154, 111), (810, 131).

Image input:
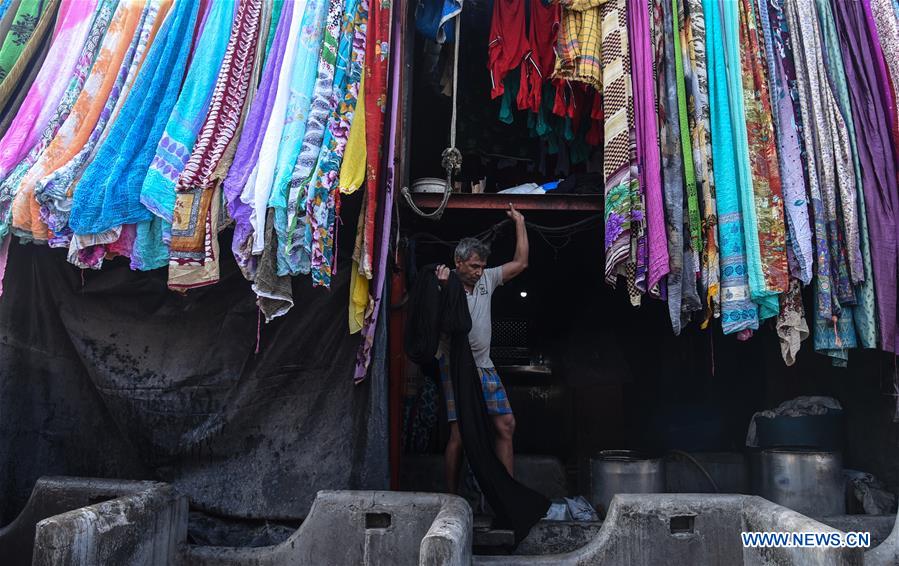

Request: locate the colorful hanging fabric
(553, 0), (602, 89)
(268, 0), (330, 278)
(682, 0), (719, 325)
(68, 0), (200, 236)
(658, 0), (700, 334)
(353, 1), (399, 383)
(35, 0), (167, 251)
(600, 0), (638, 290)
(11, 0), (143, 246)
(831, 0), (899, 354)
(339, 73), (366, 194)
(488, 0), (527, 99)
(629, 0), (668, 295)
(826, 0), (879, 350)
(673, 0), (701, 270)
(0, 0), (97, 182)
(789, 0), (863, 364)
(135, 0), (235, 270)
(353, 0), (392, 280)
(517, 0), (559, 113)
(0, 0), (58, 126)
(166, 0), (264, 291)
(300, 0), (368, 288)
(734, 0), (787, 321)
(757, 0), (813, 286)
(3, 0), (114, 242)
(776, 278), (809, 366)
(241, 0), (307, 263)
(870, 0), (899, 158)
(281, 0), (344, 276)
(223, 0), (292, 280)
(0, 0), (44, 84)
(702, 0), (758, 335)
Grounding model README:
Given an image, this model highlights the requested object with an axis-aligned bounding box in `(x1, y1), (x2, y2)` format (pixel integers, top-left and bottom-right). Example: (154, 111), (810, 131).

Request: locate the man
(436, 204), (529, 494)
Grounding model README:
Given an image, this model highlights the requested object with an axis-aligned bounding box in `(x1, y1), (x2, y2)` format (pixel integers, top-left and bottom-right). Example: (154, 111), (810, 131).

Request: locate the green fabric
(672, 0), (701, 258)
(264, 0), (285, 61)
(0, 0), (43, 82)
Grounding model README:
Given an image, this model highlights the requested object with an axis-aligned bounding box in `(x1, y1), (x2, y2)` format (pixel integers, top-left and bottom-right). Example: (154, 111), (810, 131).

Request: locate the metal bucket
(755, 449), (845, 517)
(589, 450), (665, 517)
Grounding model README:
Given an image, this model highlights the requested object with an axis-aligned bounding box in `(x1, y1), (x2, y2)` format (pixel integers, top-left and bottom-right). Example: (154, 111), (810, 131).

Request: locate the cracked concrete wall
(31, 484), (187, 566)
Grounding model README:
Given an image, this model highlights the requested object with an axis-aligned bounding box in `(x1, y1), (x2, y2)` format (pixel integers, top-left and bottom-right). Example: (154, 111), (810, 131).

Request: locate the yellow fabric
(338, 73), (366, 194)
(349, 259), (369, 334)
(552, 2), (603, 88)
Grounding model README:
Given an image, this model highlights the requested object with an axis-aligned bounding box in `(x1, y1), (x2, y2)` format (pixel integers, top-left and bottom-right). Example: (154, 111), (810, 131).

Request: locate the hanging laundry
(68, 0), (200, 238)
(282, 0), (346, 276)
(733, 0), (787, 321)
(267, 0), (330, 280)
(135, 0), (235, 271)
(517, 0), (559, 113)
(682, 0), (719, 325)
(36, 0), (169, 254)
(300, 0), (368, 288)
(353, 0), (392, 282)
(756, 0), (813, 287)
(599, 0), (643, 303)
(658, 0), (701, 334)
(629, 0), (668, 295)
(3, 0), (115, 244)
(223, 0), (293, 280)
(0, 0), (98, 183)
(168, 0), (265, 291)
(703, 0), (758, 336)
(553, 0), (601, 90)
(488, 0), (527, 98)
(415, 0), (460, 44)
(13, 0), (145, 247)
(0, 0), (46, 84)
(788, 0), (860, 364)
(831, 0), (899, 354)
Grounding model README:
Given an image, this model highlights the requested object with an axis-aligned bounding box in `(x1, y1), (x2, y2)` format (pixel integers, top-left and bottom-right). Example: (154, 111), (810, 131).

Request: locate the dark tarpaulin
(0, 198), (389, 524)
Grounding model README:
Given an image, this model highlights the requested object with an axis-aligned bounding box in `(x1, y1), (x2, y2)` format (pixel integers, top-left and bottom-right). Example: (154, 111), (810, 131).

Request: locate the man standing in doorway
(435, 204), (529, 494)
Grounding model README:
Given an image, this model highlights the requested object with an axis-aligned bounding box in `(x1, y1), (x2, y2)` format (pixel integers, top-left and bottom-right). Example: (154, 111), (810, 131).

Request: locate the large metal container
(590, 450), (665, 516)
(755, 449), (845, 517)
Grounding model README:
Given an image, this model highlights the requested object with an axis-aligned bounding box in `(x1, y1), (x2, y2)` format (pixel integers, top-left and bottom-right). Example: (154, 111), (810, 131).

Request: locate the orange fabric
(12, 0), (146, 240)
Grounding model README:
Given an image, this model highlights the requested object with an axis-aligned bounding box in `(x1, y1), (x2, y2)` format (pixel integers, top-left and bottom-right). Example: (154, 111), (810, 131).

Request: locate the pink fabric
(0, 0), (99, 180)
(629, 0), (668, 292)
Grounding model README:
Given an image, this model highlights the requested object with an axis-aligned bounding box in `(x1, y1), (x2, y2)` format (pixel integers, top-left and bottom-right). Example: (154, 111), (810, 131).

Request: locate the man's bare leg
(492, 414), (516, 477)
(445, 422), (463, 493)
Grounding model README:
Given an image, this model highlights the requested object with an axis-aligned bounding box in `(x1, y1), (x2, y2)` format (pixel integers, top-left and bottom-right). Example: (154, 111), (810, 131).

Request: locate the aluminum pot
(754, 449), (845, 517)
(590, 450), (665, 517)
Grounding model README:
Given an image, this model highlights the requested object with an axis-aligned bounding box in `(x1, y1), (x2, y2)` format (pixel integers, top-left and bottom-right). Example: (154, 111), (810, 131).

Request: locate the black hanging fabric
(405, 264), (550, 542)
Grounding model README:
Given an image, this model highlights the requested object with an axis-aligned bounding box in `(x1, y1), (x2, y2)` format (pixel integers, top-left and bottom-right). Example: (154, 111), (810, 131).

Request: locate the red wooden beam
(407, 192), (603, 212)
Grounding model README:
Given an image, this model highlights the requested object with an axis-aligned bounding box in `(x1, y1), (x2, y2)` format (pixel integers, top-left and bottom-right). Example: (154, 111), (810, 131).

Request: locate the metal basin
(755, 449), (845, 517)
(589, 450), (665, 517)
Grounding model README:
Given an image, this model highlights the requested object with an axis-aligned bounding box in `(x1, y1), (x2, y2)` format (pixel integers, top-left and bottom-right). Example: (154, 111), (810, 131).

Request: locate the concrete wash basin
(0, 477), (182, 566)
(476, 494), (899, 566)
(5, 478), (898, 565)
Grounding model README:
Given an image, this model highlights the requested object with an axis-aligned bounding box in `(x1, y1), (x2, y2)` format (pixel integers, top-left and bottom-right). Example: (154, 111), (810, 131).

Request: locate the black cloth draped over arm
(404, 264), (550, 542)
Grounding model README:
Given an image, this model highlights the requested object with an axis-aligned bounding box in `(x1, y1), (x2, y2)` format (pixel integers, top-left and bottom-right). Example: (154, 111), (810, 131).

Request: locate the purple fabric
(831, 0), (898, 353)
(863, 0), (897, 132)
(222, 1), (292, 276)
(354, 7), (400, 382)
(629, 0), (668, 292)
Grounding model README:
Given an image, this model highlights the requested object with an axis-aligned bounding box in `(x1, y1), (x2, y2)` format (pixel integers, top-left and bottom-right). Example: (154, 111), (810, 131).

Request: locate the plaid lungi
(437, 354), (513, 422)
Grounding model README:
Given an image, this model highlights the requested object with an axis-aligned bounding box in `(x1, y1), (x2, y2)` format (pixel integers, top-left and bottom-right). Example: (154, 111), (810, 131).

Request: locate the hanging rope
(401, 10), (462, 220)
